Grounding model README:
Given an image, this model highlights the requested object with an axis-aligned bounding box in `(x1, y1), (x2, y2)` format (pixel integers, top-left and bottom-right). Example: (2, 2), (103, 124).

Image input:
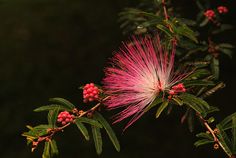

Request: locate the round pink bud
(177, 83), (184, 88)
(62, 121), (67, 125)
(89, 98), (94, 102)
(169, 90), (176, 95)
(93, 90), (97, 94)
(217, 6), (228, 14)
(204, 10), (215, 20)
(85, 84), (89, 88)
(62, 113), (67, 118)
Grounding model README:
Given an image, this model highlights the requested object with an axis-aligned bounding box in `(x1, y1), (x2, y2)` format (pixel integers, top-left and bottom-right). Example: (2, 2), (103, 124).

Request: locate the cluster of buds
(204, 10), (215, 20)
(217, 6), (228, 14)
(168, 83), (186, 96)
(83, 83), (99, 103)
(57, 111), (74, 125)
(204, 6), (228, 20)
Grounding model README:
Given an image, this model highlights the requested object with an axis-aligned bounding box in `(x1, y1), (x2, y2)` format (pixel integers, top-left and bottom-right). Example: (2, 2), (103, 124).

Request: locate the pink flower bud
(204, 10), (215, 20)
(217, 6), (228, 14)
(168, 90), (176, 95)
(83, 83), (100, 103)
(57, 111), (74, 125)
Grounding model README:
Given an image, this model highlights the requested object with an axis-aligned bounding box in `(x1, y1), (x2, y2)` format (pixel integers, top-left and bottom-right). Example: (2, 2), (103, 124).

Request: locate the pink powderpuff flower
(103, 35), (191, 129)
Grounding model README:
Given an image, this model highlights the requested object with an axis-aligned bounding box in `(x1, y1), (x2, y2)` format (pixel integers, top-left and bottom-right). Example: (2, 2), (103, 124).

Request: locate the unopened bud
(87, 112), (93, 118)
(83, 83), (100, 103)
(214, 143), (219, 150)
(214, 128), (219, 135)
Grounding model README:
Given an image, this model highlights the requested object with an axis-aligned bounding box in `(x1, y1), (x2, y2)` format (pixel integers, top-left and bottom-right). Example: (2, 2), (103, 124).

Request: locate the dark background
(0, 0), (235, 158)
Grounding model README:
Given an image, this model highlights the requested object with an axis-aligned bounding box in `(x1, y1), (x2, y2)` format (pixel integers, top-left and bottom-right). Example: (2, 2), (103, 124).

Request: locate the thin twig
(162, 0), (169, 20)
(161, 0), (173, 33)
(35, 96), (110, 145)
(197, 113), (232, 157)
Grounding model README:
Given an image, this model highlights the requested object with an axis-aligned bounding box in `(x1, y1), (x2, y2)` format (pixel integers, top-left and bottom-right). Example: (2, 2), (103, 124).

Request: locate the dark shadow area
(0, 0), (235, 158)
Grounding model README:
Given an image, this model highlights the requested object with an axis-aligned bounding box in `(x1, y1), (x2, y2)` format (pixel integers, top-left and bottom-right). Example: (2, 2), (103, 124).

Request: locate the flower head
(103, 35), (190, 129)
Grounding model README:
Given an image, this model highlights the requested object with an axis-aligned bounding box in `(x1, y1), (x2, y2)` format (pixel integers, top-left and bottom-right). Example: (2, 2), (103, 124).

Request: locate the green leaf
(232, 116), (236, 153)
(178, 39), (198, 50)
(182, 93), (210, 109)
(207, 117), (215, 124)
(179, 93), (210, 117)
(176, 24), (198, 43)
(177, 18), (196, 26)
(156, 101), (169, 118)
(187, 109), (195, 132)
(48, 108), (60, 128)
(205, 106), (220, 115)
(199, 18), (209, 27)
(23, 125), (52, 138)
(183, 80), (214, 87)
(42, 142), (50, 158)
(156, 24), (173, 38)
(172, 97), (183, 106)
(49, 98), (75, 110)
(218, 48), (233, 58)
(194, 139), (214, 147)
(196, 1), (204, 10)
(34, 125), (52, 131)
(75, 117), (103, 128)
(211, 57), (219, 79)
(219, 112), (236, 129)
(218, 43), (234, 49)
(216, 124), (233, 156)
(201, 82), (225, 99)
(186, 69), (210, 79)
(92, 126), (103, 155)
(94, 112), (120, 152)
(49, 140), (59, 156)
(34, 104), (66, 112)
(212, 24), (234, 34)
(75, 120), (90, 141)
(196, 132), (214, 140)
(144, 98), (163, 112)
